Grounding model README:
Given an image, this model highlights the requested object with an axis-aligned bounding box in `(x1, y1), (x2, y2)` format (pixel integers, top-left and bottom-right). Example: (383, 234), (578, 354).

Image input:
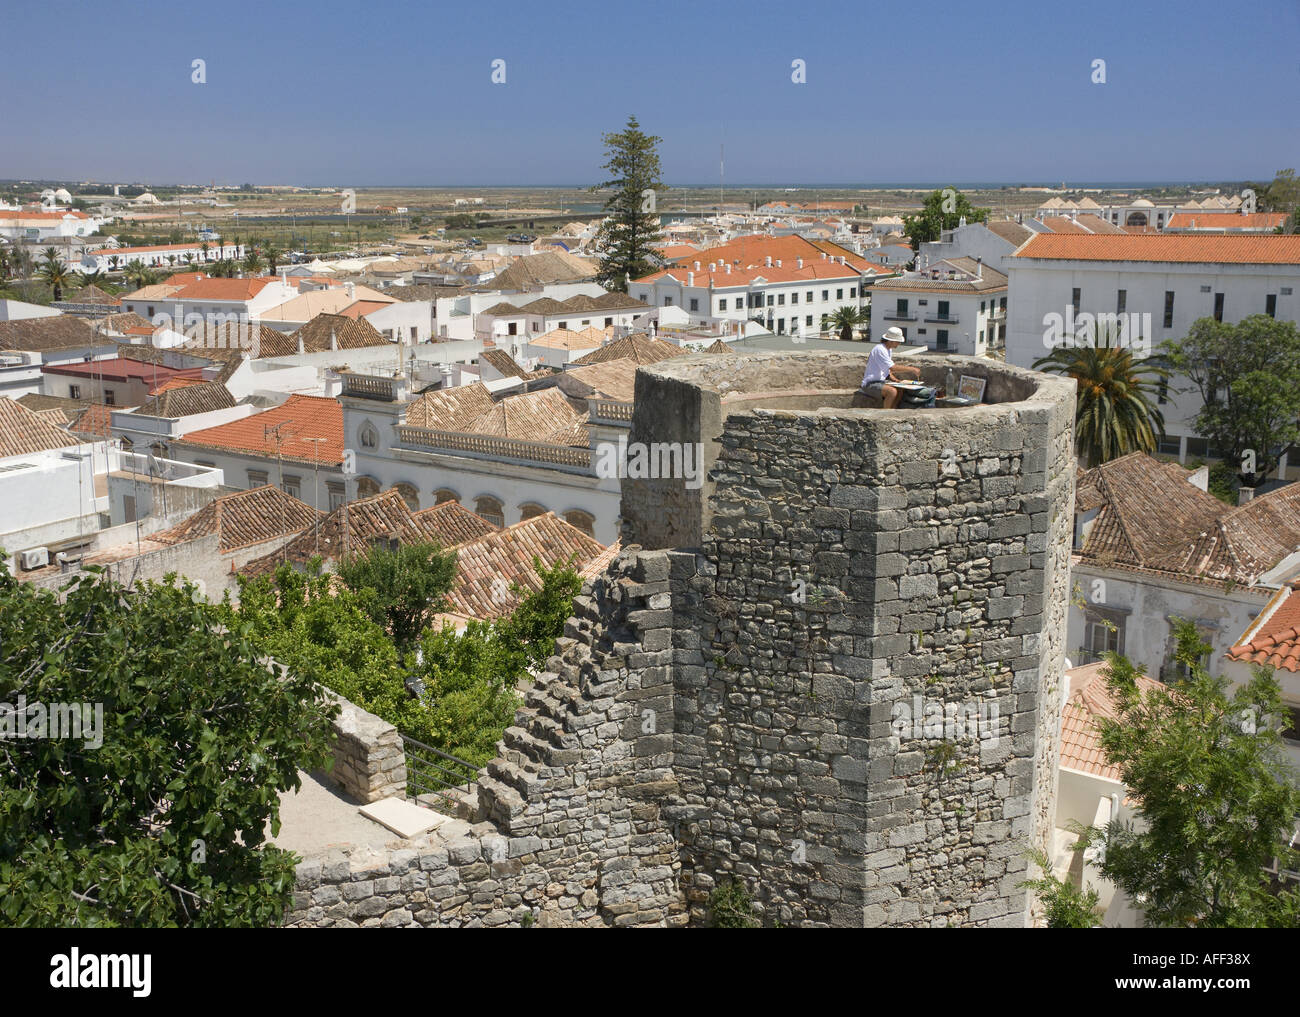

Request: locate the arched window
(563, 509), (595, 537)
(474, 495), (504, 528)
(358, 422), (379, 449)
(434, 488), (459, 505)
(393, 482), (419, 511)
(355, 476), (380, 500)
(518, 502), (547, 522)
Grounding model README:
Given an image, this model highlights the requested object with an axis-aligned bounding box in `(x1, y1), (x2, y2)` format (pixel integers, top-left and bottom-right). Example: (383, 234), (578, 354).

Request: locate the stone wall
(287, 352), (1075, 928)
(324, 694), (408, 804)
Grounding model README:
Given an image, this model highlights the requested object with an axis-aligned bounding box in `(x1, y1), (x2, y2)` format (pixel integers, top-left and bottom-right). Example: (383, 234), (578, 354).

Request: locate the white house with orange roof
(631, 236), (883, 337)
(1006, 233), (1300, 471)
(0, 208), (109, 242)
(79, 241), (243, 273)
(119, 274), (296, 332)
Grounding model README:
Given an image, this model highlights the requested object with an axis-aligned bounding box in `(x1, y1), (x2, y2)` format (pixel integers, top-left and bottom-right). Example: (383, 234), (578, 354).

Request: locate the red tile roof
(1016, 233), (1300, 264)
(154, 485), (322, 553)
(0, 397), (78, 458)
(175, 394), (343, 465)
(1060, 661), (1165, 781)
(1227, 584), (1300, 673)
(41, 358), (205, 384)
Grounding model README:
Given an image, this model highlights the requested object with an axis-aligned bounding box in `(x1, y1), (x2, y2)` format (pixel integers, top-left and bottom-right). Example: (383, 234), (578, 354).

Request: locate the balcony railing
(340, 371), (405, 401)
(882, 311), (917, 321)
(924, 315), (959, 324)
(588, 399), (633, 424)
(396, 425), (594, 472)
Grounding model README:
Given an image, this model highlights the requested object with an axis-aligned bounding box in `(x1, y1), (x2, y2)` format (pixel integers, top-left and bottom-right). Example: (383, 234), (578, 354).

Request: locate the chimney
(1238, 485), (1256, 505)
(725, 263), (732, 274)
(330, 328), (339, 351)
(694, 260), (701, 271)
(975, 257), (982, 280)
(765, 256), (773, 267)
(297, 332), (305, 355)
(821, 251), (827, 259)
(346, 282), (355, 300)
(796, 257), (803, 268)
(687, 272), (695, 286)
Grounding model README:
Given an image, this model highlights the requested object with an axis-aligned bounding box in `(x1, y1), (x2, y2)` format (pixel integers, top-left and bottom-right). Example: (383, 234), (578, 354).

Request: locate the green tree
(1019, 848), (1104, 927)
(242, 249), (264, 275)
(336, 539), (459, 652)
(38, 250), (77, 302)
(494, 556), (583, 672)
(124, 259), (156, 291)
(901, 188), (989, 249)
(1089, 621), (1300, 928)
(1164, 316), (1300, 485)
(824, 305), (870, 342)
(591, 115), (664, 291)
(1034, 323), (1168, 468)
(0, 561), (337, 927)
(263, 244), (282, 274)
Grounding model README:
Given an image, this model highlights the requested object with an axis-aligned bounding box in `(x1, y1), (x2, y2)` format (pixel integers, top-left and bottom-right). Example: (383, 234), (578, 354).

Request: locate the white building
(0, 209), (110, 242)
(79, 241), (244, 273)
(1006, 233), (1300, 467)
(120, 274), (295, 330)
(868, 256), (1008, 355)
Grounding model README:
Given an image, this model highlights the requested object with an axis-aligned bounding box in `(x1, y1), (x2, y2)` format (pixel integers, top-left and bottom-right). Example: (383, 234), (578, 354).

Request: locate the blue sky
(4, 0), (1297, 187)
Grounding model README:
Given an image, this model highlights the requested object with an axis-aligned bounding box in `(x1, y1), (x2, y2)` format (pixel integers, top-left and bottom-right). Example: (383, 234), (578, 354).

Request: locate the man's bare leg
(883, 383), (901, 409)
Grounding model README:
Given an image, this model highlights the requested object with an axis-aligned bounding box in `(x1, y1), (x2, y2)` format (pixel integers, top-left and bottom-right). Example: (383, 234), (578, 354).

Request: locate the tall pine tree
(592, 115), (664, 292)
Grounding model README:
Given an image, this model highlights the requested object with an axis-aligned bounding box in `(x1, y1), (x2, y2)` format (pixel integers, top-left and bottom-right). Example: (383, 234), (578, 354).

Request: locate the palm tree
(108, 255), (120, 272)
(39, 255), (77, 301)
(0, 246), (11, 282)
(242, 249), (264, 275)
(263, 244), (281, 274)
(825, 305), (870, 342)
(124, 259), (156, 291)
(200, 241), (210, 263)
(211, 258), (237, 278)
(1033, 323), (1169, 468)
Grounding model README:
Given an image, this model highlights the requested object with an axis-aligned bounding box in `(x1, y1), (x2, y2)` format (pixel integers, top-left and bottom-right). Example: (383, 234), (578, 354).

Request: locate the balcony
(881, 310), (917, 322)
(395, 425), (595, 474)
(924, 315), (959, 324)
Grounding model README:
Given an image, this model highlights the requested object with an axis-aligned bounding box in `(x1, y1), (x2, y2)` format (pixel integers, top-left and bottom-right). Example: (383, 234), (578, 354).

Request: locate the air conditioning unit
(20, 547), (49, 570)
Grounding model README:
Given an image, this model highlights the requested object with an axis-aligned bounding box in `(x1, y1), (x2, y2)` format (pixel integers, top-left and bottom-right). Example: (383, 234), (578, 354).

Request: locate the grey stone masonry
(324, 693), (409, 804)
(287, 351), (1074, 928)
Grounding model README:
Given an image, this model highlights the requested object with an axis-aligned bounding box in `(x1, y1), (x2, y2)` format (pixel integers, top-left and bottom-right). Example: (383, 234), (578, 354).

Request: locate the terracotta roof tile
(137, 380), (236, 418)
(1227, 583), (1300, 673)
(1060, 661), (1165, 781)
(413, 500), (500, 547)
(1166, 212), (1288, 231)
(175, 394), (342, 465)
(0, 396), (78, 458)
(154, 485), (322, 553)
(0, 315), (108, 353)
(1016, 233), (1300, 264)
(568, 333), (683, 367)
(406, 382), (496, 430)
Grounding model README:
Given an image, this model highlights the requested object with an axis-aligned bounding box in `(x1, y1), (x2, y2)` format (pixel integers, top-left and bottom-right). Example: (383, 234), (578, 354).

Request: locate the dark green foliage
(1163, 315), (1300, 485)
(591, 115), (664, 291)
(1020, 849), (1103, 928)
(901, 188), (989, 249)
(336, 539), (459, 651)
(707, 879), (761, 928)
(0, 559), (337, 927)
(1091, 621), (1300, 927)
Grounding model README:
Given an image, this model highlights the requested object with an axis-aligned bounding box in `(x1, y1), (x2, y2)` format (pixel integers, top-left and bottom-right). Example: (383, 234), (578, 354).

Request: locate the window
(507, 322), (517, 335)
(604, 317), (613, 327)
(146, 305), (154, 318)
(790, 292), (798, 304)
(806, 291), (814, 302)
(777, 294), (785, 305)
(327, 482), (345, 511)
(777, 318), (785, 333)
(689, 299), (698, 311)
(104, 390), (115, 406)
(434, 488), (459, 505)
(1116, 289), (1126, 314)
(563, 509), (595, 537)
(937, 300), (950, 320)
(393, 482), (419, 510)
(1163, 290), (1175, 328)
(518, 502), (547, 521)
(359, 423), (379, 449)
(718, 299), (727, 311)
(1213, 293), (1224, 322)
(936, 329), (949, 350)
(281, 475), (302, 499)
(663, 297), (672, 306)
(766, 295), (774, 307)
(1071, 288), (1081, 313)
(69, 384), (81, 399)
(1266, 294), (1277, 318)
(1083, 607), (1126, 662)
(474, 495), (504, 528)
(896, 298), (908, 316)
(1158, 377), (1169, 405)
(1160, 621), (1213, 682)
(850, 287), (857, 298)
(979, 300), (986, 312)
(836, 288), (844, 300)
(1156, 435), (1181, 455)
(248, 469), (269, 488)
(999, 297), (1006, 312)
(805, 315), (813, 326)
(821, 290), (829, 301)
(355, 476), (381, 499)
(558, 321), (567, 330)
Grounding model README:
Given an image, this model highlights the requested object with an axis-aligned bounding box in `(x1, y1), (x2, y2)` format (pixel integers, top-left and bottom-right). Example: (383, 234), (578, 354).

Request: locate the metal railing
(401, 734), (479, 800)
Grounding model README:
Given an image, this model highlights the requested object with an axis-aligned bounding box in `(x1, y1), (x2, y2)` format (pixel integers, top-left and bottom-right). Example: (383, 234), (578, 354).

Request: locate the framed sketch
(958, 375), (987, 402)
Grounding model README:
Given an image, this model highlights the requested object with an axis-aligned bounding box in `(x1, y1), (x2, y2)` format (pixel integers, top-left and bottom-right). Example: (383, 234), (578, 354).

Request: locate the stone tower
(617, 351), (1076, 926)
